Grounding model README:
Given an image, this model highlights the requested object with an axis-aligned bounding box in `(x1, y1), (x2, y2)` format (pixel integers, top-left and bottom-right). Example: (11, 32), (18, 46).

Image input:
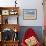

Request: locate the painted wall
(0, 0), (44, 26)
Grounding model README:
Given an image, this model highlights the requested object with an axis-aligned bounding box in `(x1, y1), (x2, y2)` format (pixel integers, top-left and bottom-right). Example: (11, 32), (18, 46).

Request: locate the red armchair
(21, 28), (41, 46)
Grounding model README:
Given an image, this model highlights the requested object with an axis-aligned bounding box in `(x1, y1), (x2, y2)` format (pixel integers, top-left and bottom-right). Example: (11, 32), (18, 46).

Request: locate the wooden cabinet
(0, 7), (19, 46)
(0, 41), (2, 46)
(0, 41), (19, 46)
(2, 41), (19, 46)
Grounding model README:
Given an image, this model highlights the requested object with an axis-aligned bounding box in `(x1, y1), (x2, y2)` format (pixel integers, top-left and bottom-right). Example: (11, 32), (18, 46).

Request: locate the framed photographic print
(2, 10), (9, 15)
(23, 9), (37, 20)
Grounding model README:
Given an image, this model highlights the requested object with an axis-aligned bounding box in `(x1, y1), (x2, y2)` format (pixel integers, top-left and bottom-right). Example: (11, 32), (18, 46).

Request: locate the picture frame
(2, 10), (9, 15)
(23, 9), (37, 20)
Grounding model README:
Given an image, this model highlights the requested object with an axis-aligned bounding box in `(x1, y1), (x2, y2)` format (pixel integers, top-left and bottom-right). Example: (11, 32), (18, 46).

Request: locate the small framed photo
(23, 9), (37, 20)
(2, 10), (9, 15)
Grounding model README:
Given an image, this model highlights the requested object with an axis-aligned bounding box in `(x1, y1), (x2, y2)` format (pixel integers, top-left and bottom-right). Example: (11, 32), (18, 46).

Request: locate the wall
(0, 0), (44, 26)
(18, 0), (44, 26)
(0, 0), (15, 7)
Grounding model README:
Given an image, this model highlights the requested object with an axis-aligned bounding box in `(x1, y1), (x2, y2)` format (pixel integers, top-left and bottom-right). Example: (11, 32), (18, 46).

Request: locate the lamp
(15, 0), (17, 7)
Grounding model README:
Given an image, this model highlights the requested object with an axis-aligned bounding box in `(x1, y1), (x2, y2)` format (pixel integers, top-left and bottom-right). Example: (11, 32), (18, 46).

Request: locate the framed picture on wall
(23, 9), (37, 20)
